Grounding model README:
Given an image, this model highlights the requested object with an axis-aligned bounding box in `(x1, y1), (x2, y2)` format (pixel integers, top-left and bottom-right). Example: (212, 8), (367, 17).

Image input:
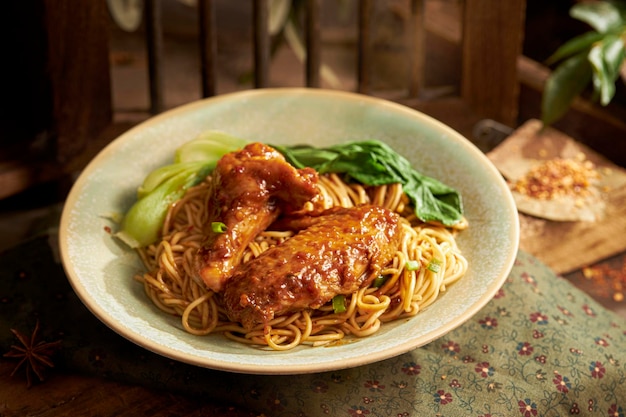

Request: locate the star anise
(3, 320), (62, 387)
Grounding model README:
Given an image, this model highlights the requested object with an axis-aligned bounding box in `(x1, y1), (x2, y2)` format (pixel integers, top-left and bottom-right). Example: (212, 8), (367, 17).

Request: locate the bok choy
(115, 131), (248, 248)
(272, 140), (464, 226)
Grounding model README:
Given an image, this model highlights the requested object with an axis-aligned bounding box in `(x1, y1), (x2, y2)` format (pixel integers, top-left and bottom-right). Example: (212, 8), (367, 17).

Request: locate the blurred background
(0, 0), (625, 250)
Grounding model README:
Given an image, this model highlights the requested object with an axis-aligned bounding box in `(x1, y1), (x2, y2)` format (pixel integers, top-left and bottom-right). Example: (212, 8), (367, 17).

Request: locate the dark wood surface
(0, 0), (112, 199)
(461, 0), (526, 127)
(0, 361), (255, 417)
(488, 119), (626, 276)
(44, 0), (112, 163)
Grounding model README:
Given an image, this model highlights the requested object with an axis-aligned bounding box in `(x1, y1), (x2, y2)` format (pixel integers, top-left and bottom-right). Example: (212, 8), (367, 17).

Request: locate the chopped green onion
(427, 258), (442, 273)
(372, 275), (387, 288)
(211, 222), (227, 233)
(405, 260), (420, 271)
(332, 295), (346, 314)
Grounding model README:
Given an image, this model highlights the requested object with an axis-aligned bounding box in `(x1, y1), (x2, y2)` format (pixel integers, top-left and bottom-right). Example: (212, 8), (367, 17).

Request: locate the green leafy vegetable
(272, 140), (464, 226)
(115, 163), (213, 248)
(332, 295), (347, 314)
(137, 161), (210, 199)
(115, 131), (248, 248)
(175, 130), (248, 164)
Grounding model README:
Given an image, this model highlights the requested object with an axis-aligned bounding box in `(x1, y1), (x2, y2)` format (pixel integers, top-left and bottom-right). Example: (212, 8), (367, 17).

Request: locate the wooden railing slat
(198, 0), (218, 97)
(305, 0), (321, 87)
(357, 0), (372, 94)
(144, 0), (165, 114)
(253, 0), (270, 88)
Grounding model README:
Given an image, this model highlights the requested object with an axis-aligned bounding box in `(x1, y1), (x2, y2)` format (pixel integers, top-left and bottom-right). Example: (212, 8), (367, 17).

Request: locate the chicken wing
(222, 204), (402, 330)
(194, 142), (321, 292)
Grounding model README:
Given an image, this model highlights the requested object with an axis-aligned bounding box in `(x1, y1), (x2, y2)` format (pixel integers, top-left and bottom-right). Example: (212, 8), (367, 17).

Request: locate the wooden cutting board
(487, 119), (626, 275)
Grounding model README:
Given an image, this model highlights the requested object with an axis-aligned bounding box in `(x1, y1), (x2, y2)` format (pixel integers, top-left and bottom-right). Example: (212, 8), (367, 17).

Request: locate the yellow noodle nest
(135, 173), (468, 350)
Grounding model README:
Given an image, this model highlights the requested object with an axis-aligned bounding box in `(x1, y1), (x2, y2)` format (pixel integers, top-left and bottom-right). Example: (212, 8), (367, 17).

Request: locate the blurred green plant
(268, 0), (344, 88)
(541, 0), (626, 125)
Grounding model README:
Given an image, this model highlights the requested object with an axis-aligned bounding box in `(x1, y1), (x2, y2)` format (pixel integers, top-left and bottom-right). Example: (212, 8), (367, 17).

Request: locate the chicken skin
(222, 205), (402, 330)
(194, 142), (321, 292)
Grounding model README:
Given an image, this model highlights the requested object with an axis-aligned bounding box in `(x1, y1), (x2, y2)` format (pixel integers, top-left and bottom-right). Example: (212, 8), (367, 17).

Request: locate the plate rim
(59, 87), (520, 374)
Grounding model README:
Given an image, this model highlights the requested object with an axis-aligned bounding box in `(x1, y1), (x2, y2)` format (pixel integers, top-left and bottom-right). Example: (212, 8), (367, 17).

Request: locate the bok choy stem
(115, 131), (248, 248)
(115, 163), (213, 248)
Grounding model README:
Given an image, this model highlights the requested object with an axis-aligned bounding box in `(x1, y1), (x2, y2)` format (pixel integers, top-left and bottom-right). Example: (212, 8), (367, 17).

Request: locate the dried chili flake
(581, 256), (626, 302)
(513, 154), (600, 200)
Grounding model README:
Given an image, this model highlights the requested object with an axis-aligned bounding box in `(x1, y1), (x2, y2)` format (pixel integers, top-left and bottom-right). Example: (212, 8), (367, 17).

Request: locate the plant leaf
(541, 52), (593, 125)
(545, 31), (604, 65)
(605, 0), (626, 21)
(603, 34), (626, 79)
(268, 0), (292, 36)
(283, 20), (342, 88)
(589, 34), (626, 105)
(570, 1), (624, 33)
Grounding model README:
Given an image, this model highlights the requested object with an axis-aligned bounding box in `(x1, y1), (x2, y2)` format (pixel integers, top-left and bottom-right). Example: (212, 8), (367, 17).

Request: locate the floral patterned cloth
(1, 236), (625, 416)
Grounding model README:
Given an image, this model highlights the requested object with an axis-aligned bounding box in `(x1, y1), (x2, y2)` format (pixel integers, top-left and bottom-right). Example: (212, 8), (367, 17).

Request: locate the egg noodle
(135, 173), (468, 350)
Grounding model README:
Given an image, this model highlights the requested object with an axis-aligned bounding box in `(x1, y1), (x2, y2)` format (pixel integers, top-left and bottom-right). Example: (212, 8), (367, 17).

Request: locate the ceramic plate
(59, 88), (519, 374)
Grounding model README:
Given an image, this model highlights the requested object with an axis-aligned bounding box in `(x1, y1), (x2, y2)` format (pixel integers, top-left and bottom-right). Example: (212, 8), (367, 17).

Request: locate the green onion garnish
(406, 260), (420, 271)
(427, 258), (442, 273)
(211, 222), (227, 233)
(332, 295), (346, 313)
(372, 275), (387, 288)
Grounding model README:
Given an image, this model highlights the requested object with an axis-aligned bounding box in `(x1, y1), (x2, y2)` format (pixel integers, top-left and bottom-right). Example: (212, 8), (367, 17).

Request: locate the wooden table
(0, 361), (254, 417)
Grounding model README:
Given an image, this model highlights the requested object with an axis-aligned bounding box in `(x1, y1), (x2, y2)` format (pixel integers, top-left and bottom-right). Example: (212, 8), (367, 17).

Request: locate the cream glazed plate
(59, 88), (519, 375)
